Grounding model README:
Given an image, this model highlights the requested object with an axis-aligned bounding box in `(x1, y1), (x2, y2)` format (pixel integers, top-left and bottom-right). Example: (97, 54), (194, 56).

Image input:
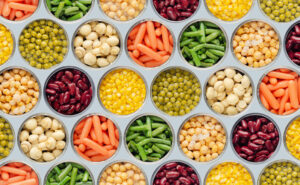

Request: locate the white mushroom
(40, 117), (52, 130)
(212, 102), (224, 113)
(106, 36), (119, 46)
(226, 94), (239, 105)
(46, 137), (56, 150)
(74, 36), (83, 47)
(32, 126), (44, 135)
(84, 53), (97, 66)
(82, 40), (93, 49)
(20, 130), (29, 142)
(97, 58), (109, 67)
(52, 130), (65, 141)
(21, 141), (31, 153)
(86, 32), (98, 40)
(52, 149), (62, 157)
(56, 141), (66, 150)
(75, 47), (86, 59)
(25, 118), (37, 130)
(110, 46), (120, 55)
(224, 78), (234, 90)
(38, 134), (47, 143)
(95, 23), (106, 35)
(51, 119), (60, 131)
(107, 55), (116, 63)
(29, 147), (42, 160)
(28, 134), (39, 144)
(43, 152), (55, 162)
(79, 24), (92, 36)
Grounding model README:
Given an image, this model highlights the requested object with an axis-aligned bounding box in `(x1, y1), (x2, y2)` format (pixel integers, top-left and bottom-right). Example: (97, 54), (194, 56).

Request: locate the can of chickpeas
(0, 0), (299, 184)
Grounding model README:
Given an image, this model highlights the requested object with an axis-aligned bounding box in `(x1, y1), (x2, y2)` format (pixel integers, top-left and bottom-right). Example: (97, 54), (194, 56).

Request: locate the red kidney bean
(286, 23), (300, 65)
(46, 68), (92, 115)
(232, 115), (279, 162)
(154, 162), (199, 185)
(153, 0), (199, 21)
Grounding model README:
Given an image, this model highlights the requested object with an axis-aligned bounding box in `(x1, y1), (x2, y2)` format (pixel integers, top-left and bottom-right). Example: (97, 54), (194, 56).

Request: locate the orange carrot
(25, 173), (30, 180)
(99, 116), (106, 122)
(273, 89), (285, 97)
(161, 25), (169, 52)
(102, 132), (110, 145)
(9, 9), (16, 20)
(168, 46), (173, 54)
(74, 146), (90, 161)
(14, 13), (32, 20)
(127, 45), (135, 51)
(0, 167), (27, 176)
(270, 109), (278, 114)
(75, 121), (85, 132)
(92, 115), (103, 144)
(8, 2), (37, 12)
(101, 122), (107, 130)
(137, 44), (163, 62)
(262, 76), (269, 83)
(267, 81), (289, 91)
(129, 52), (144, 66)
(298, 78), (300, 103)
(139, 55), (152, 62)
(32, 0), (38, 6)
(104, 145), (113, 150)
(80, 117), (92, 141)
(285, 102), (291, 111)
(10, 163), (24, 168)
(156, 38), (164, 51)
(279, 89), (289, 115)
(290, 71), (298, 78)
(267, 71), (295, 80)
(260, 92), (269, 110)
(90, 129), (97, 142)
(2, 1), (11, 17)
(1, 172), (9, 180)
(157, 51), (168, 56)
(30, 171), (38, 185)
(78, 144), (86, 152)
(82, 138), (108, 156)
(90, 155), (110, 162)
(279, 68), (291, 73)
(9, 178), (36, 185)
(25, 0), (31, 4)
(84, 149), (100, 157)
(73, 139), (81, 145)
(0, 0), (4, 15)
(155, 28), (161, 36)
(107, 119), (116, 146)
(134, 23), (146, 49)
(115, 129), (119, 140)
(288, 80), (299, 109)
(144, 34), (151, 47)
(283, 109), (297, 115)
(146, 21), (157, 50)
(269, 77), (277, 85)
(15, 10), (24, 17)
(144, 61), (162, 67)
(260, 82), (279, 110)
(7, 0), (24, 2)
(129, 24), (140, 39)
(169, 34), (173, 45)
(7, 176), (26, 184)
(132, 50), (140, 58)
(19, 166), (32, 172)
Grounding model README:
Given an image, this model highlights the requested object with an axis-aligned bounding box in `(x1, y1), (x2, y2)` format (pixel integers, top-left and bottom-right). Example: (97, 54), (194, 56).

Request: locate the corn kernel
(286, 118), (300, 160)
(0, 24), (13, 65)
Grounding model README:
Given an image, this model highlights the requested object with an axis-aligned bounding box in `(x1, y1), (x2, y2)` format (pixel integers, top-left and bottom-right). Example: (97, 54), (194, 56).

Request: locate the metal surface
(0, 0), (299, 184)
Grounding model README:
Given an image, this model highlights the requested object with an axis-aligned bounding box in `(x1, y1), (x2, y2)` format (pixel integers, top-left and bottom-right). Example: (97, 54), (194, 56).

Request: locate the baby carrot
(104, 145), (113, 150)
(90, 129), (97, 142)
(10, 163), (24, 168)
(14, 13), (32, 20)
(129, 52), (144, 66)
(268, 71), (295, 80)
(134, 23), (146, 49)
(74, 146), (90, 161)
(75, 121), (85, 132)
(267, 81), (289, 91)
(9, 9), (16, 20)
(273, 88), (285, 97)
(115, 129), (119, 140)
(283, 109), (297, 115)
(78, 144), (86, 152)
(137, 44), (163, 61)
(0, 167), (27, 176)
(285, 102), (291, 111)
(99, 116), (106, 122)
(132, 50), (140, 58)
(260, 92), (269, 110)
(169, 35), (173, 45)
(139, 55), (153, 62)
(19, 166), (32, 172)
(146, 21), (157, 50)
(288, 80), (299, 109)
(157, 38), (164, 51)
(290, 71), (298, 78)
(30, 172), (38, 185)
(1, 172), (9, 180)
(127, 45), (135, 51)
(155, 28), (161, 36)
(279, 89), (289, 115)
(107, 119), (116, 146)
(260, 82), (280, 110)
(84, 149), (99, 157)
(9, 178), (36, 185)
(15, 10), (24, 17)
(144, 34), (151, 47)
(7, 176), (26, 184)
(161, 25), (170, 52)
(80, 117), (92, 141)
(32, 0), (38, 6)
(0, 0), (4, 15)
(92, 115), (103, 144)
(2, 1), (11, 17)
(279, 68), (291, 73)
(129, 24), (140, 39)
(102, 132), (110, 145)
(25, 173), (30, 180)
(8, 2), (37, 12)
(82, 138), (108, 156)
(269, 77), (277, 85)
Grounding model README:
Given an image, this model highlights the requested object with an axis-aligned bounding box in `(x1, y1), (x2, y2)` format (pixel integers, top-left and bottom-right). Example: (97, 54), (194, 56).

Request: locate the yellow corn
(0, 24), (13, 65)
(286, 118), (300, 160)
(206, 162), (253, 185)
(99, 69), (146, 115)
(206, 0), (253, 21)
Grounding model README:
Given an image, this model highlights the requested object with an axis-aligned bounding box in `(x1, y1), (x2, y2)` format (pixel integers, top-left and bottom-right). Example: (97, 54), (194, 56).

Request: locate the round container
(18, 113), (68, 163)
(178, 19), (228, 69)
(44, 66), (94, 116)
(0, 23), (15, 66)
(284, 116), (300, 161)
(178, 113), (227, 163)
(204, 67), (254, 116)
(124, 113), (174, 163)
(72, 19), (122, 69)
(284, 21), (300, 67)
(151, 66), (201, 116)
(125, 19), (175, 68)
(18, 19), (69, 69)
(71, 113), (121, 162)
(231, 113), (280, 163)
(98, 67), (147, 116)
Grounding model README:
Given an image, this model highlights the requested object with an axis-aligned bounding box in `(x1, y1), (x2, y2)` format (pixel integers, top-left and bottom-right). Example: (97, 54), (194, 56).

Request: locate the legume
(0, 117), (13, 160)
(74, 21), (120, 68)
(46, 68), (93, 115)
(179, 115), (226, 162)
(206, 68), (252, 115)
(47, 0), (92, 21)
(99, 162), (146, 185)
(206, 162), (253, 185)
(259, 0), (299, 22)
(19, 20), (68, 69)
(99, 68), (146, 115)
(73, 115), (119, 162)
(206, 0), (253, 21)
(20, 115), (66, 162)
(259, 161), (299, 185)
(233, 115), (279, 162)
(180, 21), (226, 68)
(233, 21), (279, 68)
(0, 68), (39, 115)
(259, 68), (300, 115)
(127, 21), (173, 68)
(153, 0), (199, 21)
(46, 162), (92, 185)
(0, 162), (39, 185)
(126, 115), (172, 162)
(286, 22), (300, 65)
(153, 161), (200, 185)
(0, 24), (13, 66)
(100, 0), (146, 21)
(152, 68), (201, 116)
(286, 117), (300, 160)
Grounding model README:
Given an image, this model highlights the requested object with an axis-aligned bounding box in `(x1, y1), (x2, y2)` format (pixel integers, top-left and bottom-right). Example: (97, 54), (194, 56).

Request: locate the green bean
(149, 116), (164, 122)
(50, 183), (59, 185)
(190, 49), (201, 66)
(137, 138), (151, 146)
(126, 133), (140, 141)
(75, 173), (83, 181)
(152, 145), (165, 155)
(204, 44), (225, 51)
(208, 49), (225, 57)
(64, 7), (79, 14)
(157, 133), (167, 139)
(156, 144), (171, 151)
(200, 22), (206, 43)
(147, 157), (160, 161)
(204, 59), (216, 63)
(78, 0), (91, 4)
(67, 12), (83, 21)
(55, 2), (65, 17)
(152, 126), (167, 137)
(150, 153), (162, 158)
(146, 117), (152, 137)
(204, 22), (219, 28)
(75, 1), (87, 11)
(180, 39), (193, 47)
(150, 138), (171, 145)
(206, 50), (219, 60)
(136, 144), (147, 161)
(58, 164), (72, 181)
(58, 176), (70, 185)
(69, 163), (84, 169)
(70, 167), (77, 185)
(82, 171), (89, 182)
(206, 31), (220, 43)
(183, 30), (203, 37)
(75, 182), (93, 185)
(54, 167), (62, 175)
(46, 0), (52, 9)
(129, 125), (147, 131)
(151, 123), (167, 128)
(135, 136), (146, 142)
